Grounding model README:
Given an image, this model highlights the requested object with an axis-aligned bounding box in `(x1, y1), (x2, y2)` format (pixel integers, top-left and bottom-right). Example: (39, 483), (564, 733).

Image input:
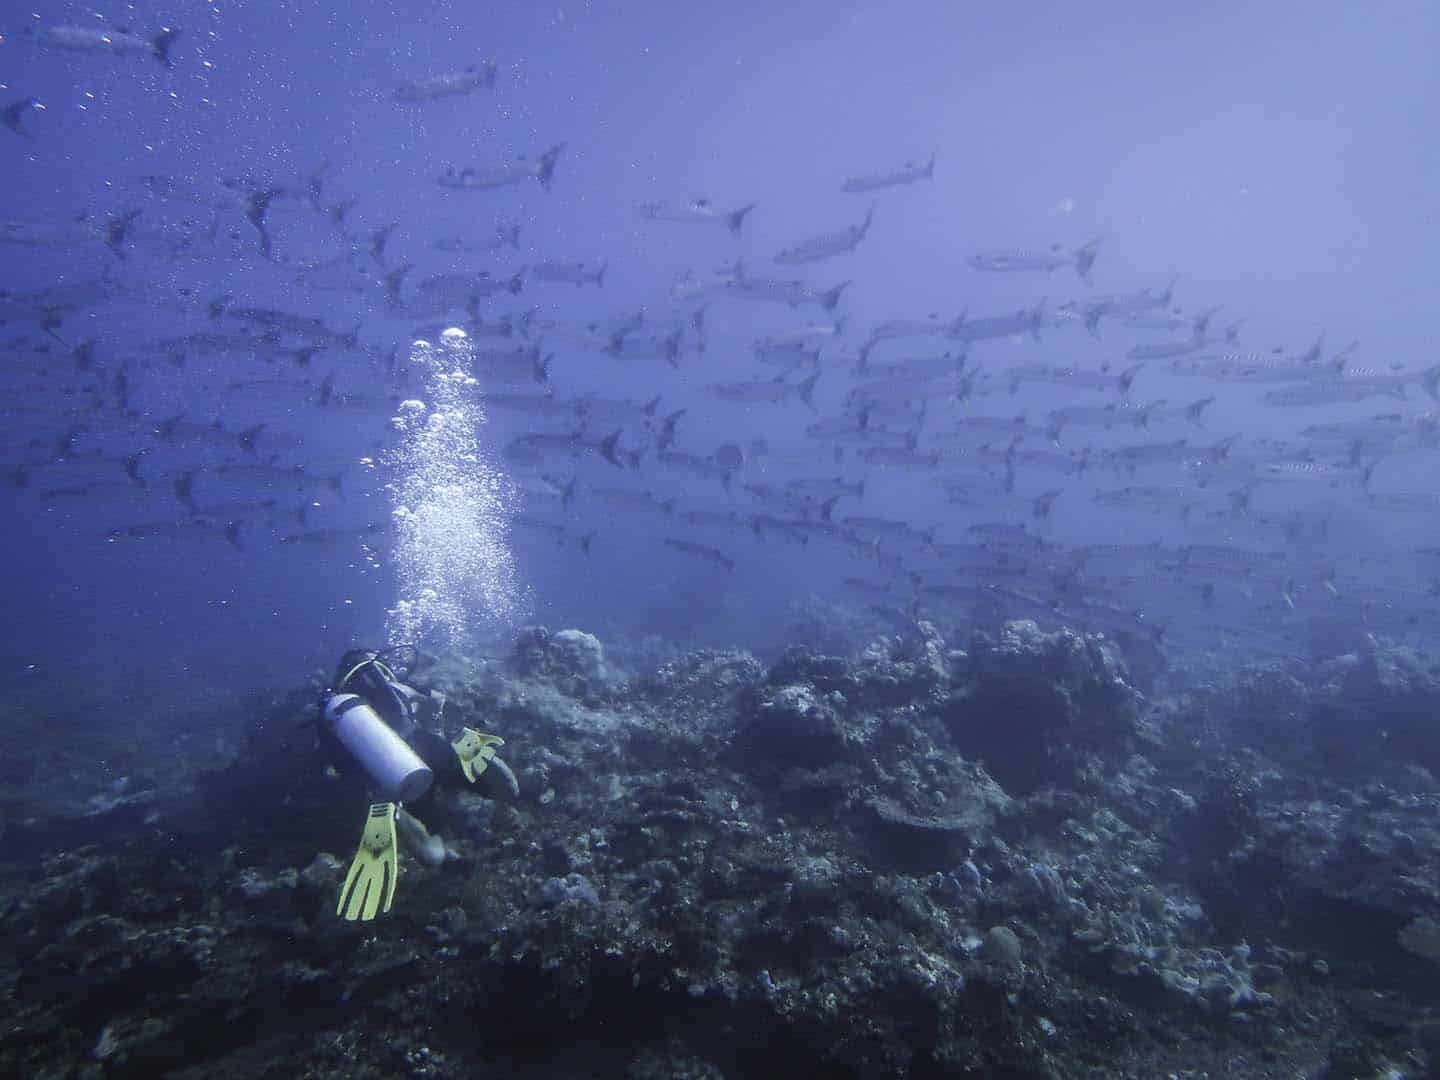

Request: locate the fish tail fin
(665, 330), (682, 368)
(1230, 484), (1254, 517)
(1119, 362), (1143, 399)
(561, 476), (578, 509)
(1191, 305), (1221, 339)
(597, 263), (607, 289)
(73, 338), (97, 370)
(508, 271), (525, 295)
(578, 531), (597, 556)
(152, 27), (180, 69)
(1074, 237), (1101, 281)
(823, 282), (850, 311)
(1184, 396), (1214, 427)
(600, 430), (623, 469)
(1032, 489), (1062, 519)
(124, 450), (148, 485)
(925, 151), (936, 179)
(1029, 297), (1046, 340)
(105, 209), (141, 259)
(1361, 462), (1376, 491)
(225, 521), (244, 550)
(1422, 364), (1440, 401)
(799, 372), (820, 410)
(1138, 399), (1167, 429)
(728, 204), (756, 234)
(175, 471), (196, 509)
(536, 352), (555, 385)
(536, 142), (566, 193)
(369, 223), (394, 265)
(857, 340), (874, 372)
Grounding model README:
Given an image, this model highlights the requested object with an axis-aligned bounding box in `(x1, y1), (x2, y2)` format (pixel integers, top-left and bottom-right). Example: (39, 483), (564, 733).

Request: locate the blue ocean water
(6, 4), (1440, 1075)
(3, 1), (1437, 702)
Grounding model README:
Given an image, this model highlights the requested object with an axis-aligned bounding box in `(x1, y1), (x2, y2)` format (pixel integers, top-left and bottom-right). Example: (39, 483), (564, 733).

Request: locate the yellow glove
(452, 728), (505, 784)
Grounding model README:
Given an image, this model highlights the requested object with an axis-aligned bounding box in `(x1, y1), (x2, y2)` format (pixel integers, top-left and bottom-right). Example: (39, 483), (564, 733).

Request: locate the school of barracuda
(4, 21), (1439, 670)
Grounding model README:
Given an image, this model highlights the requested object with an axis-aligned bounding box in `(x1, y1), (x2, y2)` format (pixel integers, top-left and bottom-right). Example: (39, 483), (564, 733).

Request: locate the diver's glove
(452, 728), (519, 799)
(337, 802), (399, 921)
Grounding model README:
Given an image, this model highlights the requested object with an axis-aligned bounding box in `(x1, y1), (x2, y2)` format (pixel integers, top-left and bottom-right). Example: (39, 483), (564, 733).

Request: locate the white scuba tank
(323, 693), (434, 802)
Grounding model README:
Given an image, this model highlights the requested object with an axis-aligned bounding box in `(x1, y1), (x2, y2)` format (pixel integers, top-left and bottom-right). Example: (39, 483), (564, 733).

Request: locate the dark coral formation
(3, 624), (1440, 1077)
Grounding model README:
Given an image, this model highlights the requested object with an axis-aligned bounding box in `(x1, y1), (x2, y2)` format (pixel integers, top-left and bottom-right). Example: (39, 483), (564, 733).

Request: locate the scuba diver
(320, 646), (518, 922)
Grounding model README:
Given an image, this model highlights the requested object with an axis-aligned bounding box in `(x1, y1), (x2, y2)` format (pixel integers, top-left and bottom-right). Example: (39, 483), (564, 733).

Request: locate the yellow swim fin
(337, 802), (398, 921)
(452, 729), (505, 784)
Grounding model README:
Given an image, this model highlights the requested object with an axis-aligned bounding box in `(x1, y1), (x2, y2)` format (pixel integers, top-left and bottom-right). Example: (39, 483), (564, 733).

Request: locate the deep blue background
(2, 1), (1437, 729)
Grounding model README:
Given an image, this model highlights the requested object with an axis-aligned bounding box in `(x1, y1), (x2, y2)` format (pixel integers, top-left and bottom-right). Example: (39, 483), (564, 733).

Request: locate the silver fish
(763, 319), (846, 347)
(638, 199), (754, 233)
(438, 143), (566, 194)
(472, 344), (550, 385)
(785, 476), (864, 501)
(106, 518), (241, 546)
(505, 430), (626, 470)
(1006, 362), (1141, 397)
(670, 262), (744, 302)
(948, 302), (1046, 345)
(23, 24), (180, 68)
(607, 328), (682, 367)
(657, 450), (735, 489)
(1262, 382), (1404, 407)
(707, 373), (819, 408)
(589, 487), (675, 516)
(753, 340), (821, 370)
(774, 204), (875, 265)
(722, 272), (848, 311)
(1069, 278), (1178, 333)
(1092, 483), (1249, 518)
(430, 223), (522, 253)
(857, 351), (964, 381)
(394, 61), (498, 101)
(859, 447), (940, 468)
(1046, 400), (1166, 443)
(967, 238), (1100, 281)
(514, 517), (596, 553)
(841, 153), (935, 194)
(529, 260), (606, 288)
(662, 538), (735, 572)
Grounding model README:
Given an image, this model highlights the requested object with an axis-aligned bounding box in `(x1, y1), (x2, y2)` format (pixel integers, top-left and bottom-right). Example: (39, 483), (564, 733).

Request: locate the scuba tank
(322, 648), (435, 802)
